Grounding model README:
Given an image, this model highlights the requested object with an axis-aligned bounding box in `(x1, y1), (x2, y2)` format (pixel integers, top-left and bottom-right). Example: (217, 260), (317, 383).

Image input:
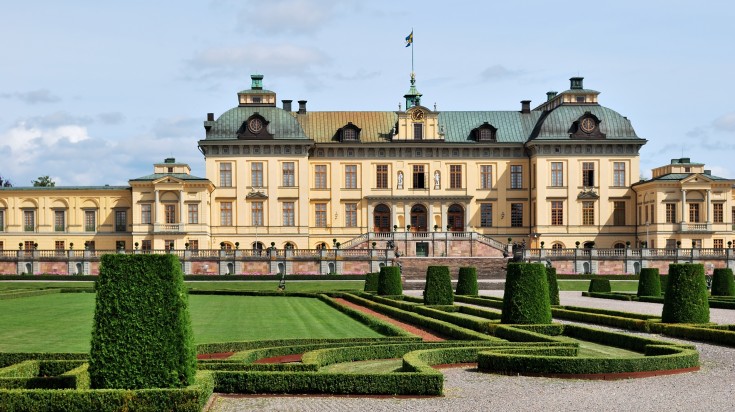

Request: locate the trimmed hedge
(363, 272), (379, 292)
(424, 266), (453, 305)
(89, 254), (197, 389)
(657, 324), (735, 347)
(0, 289), (61, 300)
(377, 266), (402, 296)
(662, 264), (710, 324)
(317, 294), (414, 337)
(711, 268), (735, 297)
(588, 278), (611, 293)
(501, 263), (552, 325)
(637, 268), (661, 297)
(456, 267), (479, 296)
(546, 267), (560, 305)
(185, 274), (366, 281)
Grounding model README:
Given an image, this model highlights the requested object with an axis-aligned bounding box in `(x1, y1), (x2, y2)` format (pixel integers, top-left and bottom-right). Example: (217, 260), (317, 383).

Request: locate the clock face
(411, 109), (424, 121)
(248, 118), (263, 133)
(580, 117), (595, 133)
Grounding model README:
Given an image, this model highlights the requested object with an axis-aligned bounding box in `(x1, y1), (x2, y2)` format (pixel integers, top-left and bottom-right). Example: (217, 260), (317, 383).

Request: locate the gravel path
(207, 291), (735, 412)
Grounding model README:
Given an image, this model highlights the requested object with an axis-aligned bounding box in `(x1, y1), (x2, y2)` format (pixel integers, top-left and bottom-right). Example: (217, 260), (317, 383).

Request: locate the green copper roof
(644, 173), (730, 182)
(203, 107), (309, 140)
(237, 89), (276, 95)
(0, 186), (129, 191)
(129, 173), (209, 182)
(439, 111), (543, 143)
(296, 112), (396, 143)
(531, 105), (641, 140)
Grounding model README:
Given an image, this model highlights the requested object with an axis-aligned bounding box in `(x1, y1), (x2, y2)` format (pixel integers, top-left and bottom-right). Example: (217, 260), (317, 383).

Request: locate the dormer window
(237, 114), (273, 140)
(570, 112), (606, 139)
(473, 122), (497, 141)
(339, 122), (361, 142)
(576, 96), (586, 103)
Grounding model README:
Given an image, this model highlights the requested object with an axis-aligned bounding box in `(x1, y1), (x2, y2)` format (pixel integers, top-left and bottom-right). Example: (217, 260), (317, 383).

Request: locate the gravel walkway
(207, 291), (735, 412)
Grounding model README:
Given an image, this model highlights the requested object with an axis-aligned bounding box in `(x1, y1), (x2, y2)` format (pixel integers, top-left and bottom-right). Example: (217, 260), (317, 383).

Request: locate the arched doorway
(410, 204), (428, 231)
(373, 204), (391, 232)
(447, 204), (464, 232)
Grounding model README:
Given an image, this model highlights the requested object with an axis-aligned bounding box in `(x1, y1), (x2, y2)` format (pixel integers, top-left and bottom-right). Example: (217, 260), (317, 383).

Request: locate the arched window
(315, 242), (328, 250)
(551, 242), (564, 255)
(284, 242), (295, 250)
(373, 204), (391, 232)
(447, 204), (464, 232)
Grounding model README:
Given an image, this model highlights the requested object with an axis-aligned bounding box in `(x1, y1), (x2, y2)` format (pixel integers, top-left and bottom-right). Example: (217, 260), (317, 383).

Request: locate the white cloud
(97, 112), (126, 125)
(236, 0), (348, 35)
(0, 89), (61, 104)
(479, 65), (524, 81)
(713, 112), (735, 132)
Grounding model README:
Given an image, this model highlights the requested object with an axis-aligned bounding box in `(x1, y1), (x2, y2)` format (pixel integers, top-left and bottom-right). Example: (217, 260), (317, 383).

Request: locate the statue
(397, 171), (404, 189)
(434, 171), (440, 188)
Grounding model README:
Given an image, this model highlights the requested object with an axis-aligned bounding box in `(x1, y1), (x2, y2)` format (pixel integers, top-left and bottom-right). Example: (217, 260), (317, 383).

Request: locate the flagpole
(411, 28), (414, 74)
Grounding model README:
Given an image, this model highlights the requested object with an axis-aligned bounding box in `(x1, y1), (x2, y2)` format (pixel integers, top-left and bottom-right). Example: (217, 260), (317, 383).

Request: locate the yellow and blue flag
(405, 31), (413, 47)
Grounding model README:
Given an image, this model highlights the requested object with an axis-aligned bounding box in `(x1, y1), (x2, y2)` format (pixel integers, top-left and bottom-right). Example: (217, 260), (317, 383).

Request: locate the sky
(1, 0), (734, 187)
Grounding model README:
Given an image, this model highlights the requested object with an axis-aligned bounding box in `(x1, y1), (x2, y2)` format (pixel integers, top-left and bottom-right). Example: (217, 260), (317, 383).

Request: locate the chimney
(704, 169), (711, 175)
(282, 100), (292, 112)
(546, 91), (558, 101)
(207, 113), (214, 121)
(520, 100), (531, 114)
(298, 100), (307, 114)
(570, 77), (584, 90)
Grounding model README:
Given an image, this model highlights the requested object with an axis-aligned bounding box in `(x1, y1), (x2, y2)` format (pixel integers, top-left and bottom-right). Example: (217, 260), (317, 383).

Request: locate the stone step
(396, 257), (509, 280)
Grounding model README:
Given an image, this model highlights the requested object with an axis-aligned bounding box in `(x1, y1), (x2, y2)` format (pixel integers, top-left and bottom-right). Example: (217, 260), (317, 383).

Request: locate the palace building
(0, 74), (732, 257)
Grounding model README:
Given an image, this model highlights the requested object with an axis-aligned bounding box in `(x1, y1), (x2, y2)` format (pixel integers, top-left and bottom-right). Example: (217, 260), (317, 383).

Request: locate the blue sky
(1, 0), (734, 186)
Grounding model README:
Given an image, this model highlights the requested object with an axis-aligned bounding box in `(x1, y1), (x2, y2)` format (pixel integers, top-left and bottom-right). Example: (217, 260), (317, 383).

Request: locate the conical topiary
(711, 268), (735, 297)
(546, 267), (560, 305)
(424, 266), (454, 305)
(662, 264), (710, 323)
(637, 268), (662, 297)
(501, 263), (551, 324)
(364, 272), (380, 292)
(377, 266), (402, 296)
(456, 266), (479, 295)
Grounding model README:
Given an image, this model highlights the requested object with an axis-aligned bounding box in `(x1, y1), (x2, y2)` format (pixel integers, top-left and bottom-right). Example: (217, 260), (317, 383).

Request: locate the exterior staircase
(397, 256), (509, 290)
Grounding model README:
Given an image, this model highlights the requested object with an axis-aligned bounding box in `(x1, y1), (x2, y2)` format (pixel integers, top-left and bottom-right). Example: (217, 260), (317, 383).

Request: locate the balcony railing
(154, 223), (184, 233)
(85, 226), (96, 232)
(54, 226), (65, 232)
(679, 222), (711, 232)
(24, 225), (35, 232)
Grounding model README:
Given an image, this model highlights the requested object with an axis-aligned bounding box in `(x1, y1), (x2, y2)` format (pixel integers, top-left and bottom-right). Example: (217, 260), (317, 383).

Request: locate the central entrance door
(416, 242), (429, 257)
(373, 204), (391, 232)
(410, 204), (428, 231)
(447, 204), (465, 231)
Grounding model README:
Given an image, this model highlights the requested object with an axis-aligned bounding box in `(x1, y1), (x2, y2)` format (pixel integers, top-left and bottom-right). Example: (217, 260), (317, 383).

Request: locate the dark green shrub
(89, 254), (196, 389)
(424, 266), (453, 305)
(364, 272), (379, 292)
(456, 266), (479, 295)
(637, 268), (661, 297)
(588, 278), (611, 293)
(377, 266), (402, 296)
(501, 263), (552, 324)
(546, 267), (560, 305)
(711, 268), (735, 297)
(661, 264), (710, 324)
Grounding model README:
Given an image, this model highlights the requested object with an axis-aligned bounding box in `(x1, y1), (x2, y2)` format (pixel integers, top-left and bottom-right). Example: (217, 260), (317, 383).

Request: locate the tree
(0, 175), (11, 187)
(32, 175), (55, 187)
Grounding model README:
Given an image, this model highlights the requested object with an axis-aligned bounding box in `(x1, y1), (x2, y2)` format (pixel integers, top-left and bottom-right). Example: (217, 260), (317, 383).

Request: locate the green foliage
(711, 268), (735, 297)
(501, 263), (552, 324)
(658, 324), (735, 347)
(662, 264), (710, 324)
(637, 268), (662, 297)
(546, 267), (560, 305)
(423, 266), (453, 305)
(89, 254), (196, 389)
(454, 295), (504, 310)
(412, 306), (494, 334)
(31, 175), (55, 187)
(588, 278), (611, 293)
(456, 267), (479, 296)
(363, 272), (379, 292)
(316, 294), (413, 337)
(377, 266), (402, 296)
(0, 289), (61, 300)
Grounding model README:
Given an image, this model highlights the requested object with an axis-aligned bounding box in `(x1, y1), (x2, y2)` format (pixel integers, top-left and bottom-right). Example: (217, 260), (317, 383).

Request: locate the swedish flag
(405, 31), (413, 47)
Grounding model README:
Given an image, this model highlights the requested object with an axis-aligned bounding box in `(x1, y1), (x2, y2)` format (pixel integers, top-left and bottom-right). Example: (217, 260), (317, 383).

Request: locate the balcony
(154, 223), (185, 233)
(678, 222), (711, 233)
(24, 225), (35, 232)
(54, 226), (65, 232)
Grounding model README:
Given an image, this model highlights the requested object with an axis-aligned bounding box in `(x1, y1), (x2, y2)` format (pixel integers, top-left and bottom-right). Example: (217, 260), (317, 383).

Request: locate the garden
(0, 257), (734, 411)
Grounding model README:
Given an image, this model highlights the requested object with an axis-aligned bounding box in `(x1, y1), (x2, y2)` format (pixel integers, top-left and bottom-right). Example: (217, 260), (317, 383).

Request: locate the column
(154, 190), (160, 225)
(428, 203), (434, 229)
(403, 203), (410, 228)
(179, 190), (185, 227)
(367, 203), (374, 233)
(706, 189), (711, 224)
(681, 189), (686, 223)
(440, 203), (448, 229)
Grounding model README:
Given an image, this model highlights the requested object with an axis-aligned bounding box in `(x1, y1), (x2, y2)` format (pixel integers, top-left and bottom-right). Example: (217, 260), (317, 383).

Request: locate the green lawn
(0, 294), (381, 353)
(558, 280), (639, 292)
(0, 280), (363, 293)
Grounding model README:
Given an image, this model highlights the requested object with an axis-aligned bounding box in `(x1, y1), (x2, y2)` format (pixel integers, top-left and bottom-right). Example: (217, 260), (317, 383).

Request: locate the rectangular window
(480, 165), (492, 189)
(189, 240), (199, 250)
(714, 239), (724, 249)
(713, 203), (724, 223)
(315, 203), (327, 227)
(165, 240), (174, 251)
(551, 201), (563, 225)
(55, 241), (65, 255)
(54, 210), (65, 232)
(689, 203), (700, 223)
(141, 204), (151, 224)
(0, 210), (4, 231)
(84, 210), (96, 232)
(666, 203), (677, 223)
(86, 241), (95, 251)
(551, 162), (563, 187)
(582, 162), (595, 187)
(315, 165), (327, 189)
(692, 239), (702, 249)
(0, 241), (3, 250)
(450, 165), (462, 189)
(115, 210), (127, 232)
(376, 165), (388, 189)
(480, 203), (493, 227)
(252, 202), (263, 226)
(220, 162), (232, 187)
(251, 162), (263, 187)
(165, 205), (176, 224)
(613, 162), (626, 187)
(413, 123), (423, 140)
(142, 240), (152, 251)
(220, 202), (232, 226)
(345, 165), (357, 189)
(510, 203), (523, 227)
(24, 240), (35, 252)
(116, 240), (126, 251)
(613, 201), (626, 226)
(23, 210), (35, 232)
(283, 202), (295, 226)
(188, 204), (198, 224)
(582, 201), (595, 225)
(412, 165), (426, 189)
(282, 162), (295, 187)
(510, 165), (523, 189)
(345, 203), (357, 227)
